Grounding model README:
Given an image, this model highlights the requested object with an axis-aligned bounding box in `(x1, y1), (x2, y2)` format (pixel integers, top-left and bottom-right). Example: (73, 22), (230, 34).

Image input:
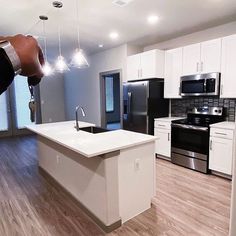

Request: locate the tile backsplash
(171, 98), (236, 121)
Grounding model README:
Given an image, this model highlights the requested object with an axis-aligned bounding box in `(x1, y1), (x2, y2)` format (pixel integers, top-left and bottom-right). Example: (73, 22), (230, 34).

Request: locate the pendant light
(39, 15), (53, 76)
(71, 0), (89, 68)
(53, 1), (69, 73)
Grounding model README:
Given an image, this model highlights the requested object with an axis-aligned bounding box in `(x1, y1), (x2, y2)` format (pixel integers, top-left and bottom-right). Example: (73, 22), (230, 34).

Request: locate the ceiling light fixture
(98, 44), (104, 48)
(39, 15), (53, 76)
(53, 1), (69, 73)
(109, 31), (119, 40)
(147, 15), (159, 25)
(71, 0), (89, 68)
(112, 0), (134, 7)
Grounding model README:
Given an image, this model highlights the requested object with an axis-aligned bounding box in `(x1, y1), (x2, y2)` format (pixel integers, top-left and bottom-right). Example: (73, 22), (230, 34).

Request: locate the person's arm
(0, 47), (15, 94)
(0, 35), (45, 95)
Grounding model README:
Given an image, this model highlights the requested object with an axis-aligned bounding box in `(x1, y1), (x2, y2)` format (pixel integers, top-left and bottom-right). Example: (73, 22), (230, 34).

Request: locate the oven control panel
(188, 107), (223, 116)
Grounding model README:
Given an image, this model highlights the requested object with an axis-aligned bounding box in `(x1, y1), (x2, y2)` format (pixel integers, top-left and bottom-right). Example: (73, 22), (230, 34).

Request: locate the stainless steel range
(171, 107), (225, 174)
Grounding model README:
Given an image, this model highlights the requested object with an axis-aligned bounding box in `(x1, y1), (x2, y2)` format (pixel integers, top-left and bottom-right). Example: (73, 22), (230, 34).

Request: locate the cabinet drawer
(210, 128), (234, 139)
(154, 121), (171, 129)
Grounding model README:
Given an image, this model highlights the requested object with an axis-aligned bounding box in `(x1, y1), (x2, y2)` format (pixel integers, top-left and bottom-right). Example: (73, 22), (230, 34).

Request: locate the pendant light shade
(53, 1), (69, 73)
(40, 15), (53, 76)
(71, 0), (89, 68)
(42, 61), (54, 76)
(55, 55), (69, 72)
(71, 49), (89, 68)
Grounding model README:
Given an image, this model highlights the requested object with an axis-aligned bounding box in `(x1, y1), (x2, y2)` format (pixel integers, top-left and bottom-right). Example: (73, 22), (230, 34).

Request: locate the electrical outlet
(56, 155), (60, 164)
(49, 118), (52, 122)
(134, 158), (140, 171)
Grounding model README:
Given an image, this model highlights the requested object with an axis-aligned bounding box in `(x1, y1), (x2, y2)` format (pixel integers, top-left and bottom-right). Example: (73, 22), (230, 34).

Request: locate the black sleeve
(0, 49), (15, 95)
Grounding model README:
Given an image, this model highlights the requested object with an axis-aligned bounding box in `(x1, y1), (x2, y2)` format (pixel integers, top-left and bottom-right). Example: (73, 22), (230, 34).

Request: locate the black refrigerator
(123, 79), (169, 135)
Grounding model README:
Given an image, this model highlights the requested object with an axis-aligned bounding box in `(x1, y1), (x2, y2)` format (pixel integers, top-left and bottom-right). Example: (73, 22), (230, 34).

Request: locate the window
(105, 76), (114, 112)
(0, 92), (8, 131)
(14, 76), (35, 129)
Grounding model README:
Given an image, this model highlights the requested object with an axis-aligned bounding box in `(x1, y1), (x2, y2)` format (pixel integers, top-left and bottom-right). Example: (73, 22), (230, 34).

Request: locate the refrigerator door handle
(127, 92), (132, 116)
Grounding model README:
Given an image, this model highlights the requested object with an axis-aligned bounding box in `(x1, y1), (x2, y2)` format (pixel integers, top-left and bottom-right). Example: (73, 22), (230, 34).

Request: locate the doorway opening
(0, 75), (41, 138)
(100, 70), (122, 130)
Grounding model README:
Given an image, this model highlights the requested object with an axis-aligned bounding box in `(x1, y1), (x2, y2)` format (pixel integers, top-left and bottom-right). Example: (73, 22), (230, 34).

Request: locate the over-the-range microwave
(180, 72), (220, 97)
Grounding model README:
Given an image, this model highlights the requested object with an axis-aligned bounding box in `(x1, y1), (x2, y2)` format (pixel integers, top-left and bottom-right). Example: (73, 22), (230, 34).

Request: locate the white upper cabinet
(164, 48), (183, 98)
(200, 39), (221, 73)
(182, 43), (201, 76)
(127, 54), (141, 81)
(127, 49), (165, 81)
(221, 34), (236, 98)
(182, 39), (221, 76)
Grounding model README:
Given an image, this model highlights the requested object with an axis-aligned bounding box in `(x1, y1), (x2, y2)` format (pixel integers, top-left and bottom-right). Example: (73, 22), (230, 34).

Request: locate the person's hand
(3, 34), (45, 79)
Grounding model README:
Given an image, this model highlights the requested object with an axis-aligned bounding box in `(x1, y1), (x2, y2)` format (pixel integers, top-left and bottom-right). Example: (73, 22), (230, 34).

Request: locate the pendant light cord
(25, 9), (52, 35)
(42, 20), (48, 62)
(76, 0), (81, 49)
(57, 9), (62, 56)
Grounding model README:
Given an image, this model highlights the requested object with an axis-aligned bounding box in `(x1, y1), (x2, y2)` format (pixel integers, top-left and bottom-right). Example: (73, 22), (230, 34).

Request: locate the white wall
(40, 73), (66, 123)
(144, 21), (236, 51)
(64, 44), (128, 126)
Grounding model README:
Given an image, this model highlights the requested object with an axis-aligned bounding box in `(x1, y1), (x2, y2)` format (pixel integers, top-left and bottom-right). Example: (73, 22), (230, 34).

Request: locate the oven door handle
(171, 123), (208, 132)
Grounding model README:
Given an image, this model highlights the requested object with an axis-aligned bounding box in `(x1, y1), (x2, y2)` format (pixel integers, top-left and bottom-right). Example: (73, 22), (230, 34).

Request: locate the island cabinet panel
(118, 142), (155, 223)
(37, 134), (155, 232)
(38, 136), (120, 229)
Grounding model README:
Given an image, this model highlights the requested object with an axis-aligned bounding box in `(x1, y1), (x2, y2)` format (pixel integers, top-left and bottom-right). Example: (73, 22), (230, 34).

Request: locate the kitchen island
(26, 121), (156, 232)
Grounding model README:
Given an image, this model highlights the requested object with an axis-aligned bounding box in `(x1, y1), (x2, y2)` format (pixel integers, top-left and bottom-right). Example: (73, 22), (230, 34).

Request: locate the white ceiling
(1, 0), (236, 54)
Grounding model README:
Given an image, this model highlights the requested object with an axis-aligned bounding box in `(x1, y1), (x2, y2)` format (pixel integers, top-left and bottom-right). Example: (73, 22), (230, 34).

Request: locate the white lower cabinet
(209, 127), (234, 176)
(154, 128), (171, 158)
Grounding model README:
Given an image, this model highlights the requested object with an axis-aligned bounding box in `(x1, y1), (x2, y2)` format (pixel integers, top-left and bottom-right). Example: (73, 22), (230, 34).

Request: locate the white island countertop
(26, 121), (156, 158)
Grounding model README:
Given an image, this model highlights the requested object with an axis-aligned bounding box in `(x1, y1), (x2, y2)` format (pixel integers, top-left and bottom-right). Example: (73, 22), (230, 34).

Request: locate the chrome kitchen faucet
(75, 106), (86, 131)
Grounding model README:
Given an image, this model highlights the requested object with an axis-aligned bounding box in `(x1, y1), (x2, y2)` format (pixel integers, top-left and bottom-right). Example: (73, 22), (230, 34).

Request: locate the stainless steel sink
(80, 126), (110, 134)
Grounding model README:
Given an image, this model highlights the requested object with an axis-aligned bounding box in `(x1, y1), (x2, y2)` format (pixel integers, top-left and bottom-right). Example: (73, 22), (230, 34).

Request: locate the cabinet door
(141, 50), (164, 79)
(209, 137), (233, 175)
(127, 54), (141, 81)
(221, 34), (236, 98)
(200, 38), (221, 73)
(182, 43), (201, 76)
(164, 48), (183, 98)
(154, 128), (171, 158)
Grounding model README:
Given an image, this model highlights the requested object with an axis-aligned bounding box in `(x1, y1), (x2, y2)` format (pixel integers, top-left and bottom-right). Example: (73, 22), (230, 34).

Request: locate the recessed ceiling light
(109, 32), (119, 40)
(112, 0), (134, 7)
(98, 44), (104, 48)
(147, 15), (159, 25)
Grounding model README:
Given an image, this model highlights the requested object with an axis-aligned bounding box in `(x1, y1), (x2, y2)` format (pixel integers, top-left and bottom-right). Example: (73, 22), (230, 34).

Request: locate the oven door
(171, 124), (209, 158)
(171, 124), (209, 173)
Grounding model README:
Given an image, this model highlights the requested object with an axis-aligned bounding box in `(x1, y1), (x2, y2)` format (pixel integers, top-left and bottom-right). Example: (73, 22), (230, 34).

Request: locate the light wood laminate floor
(0, 136), (231, 236)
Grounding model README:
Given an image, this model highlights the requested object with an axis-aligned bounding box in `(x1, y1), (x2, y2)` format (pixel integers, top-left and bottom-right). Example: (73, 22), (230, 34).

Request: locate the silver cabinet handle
(201, 62), (203, 72)
(220, 85), (223, 96)
(196, 62), (199, 72)
(210, 140), (213, 150)
(157, 124), (166, 127)
(168, 133), (170, 141)
(215, 132), (227, 136)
